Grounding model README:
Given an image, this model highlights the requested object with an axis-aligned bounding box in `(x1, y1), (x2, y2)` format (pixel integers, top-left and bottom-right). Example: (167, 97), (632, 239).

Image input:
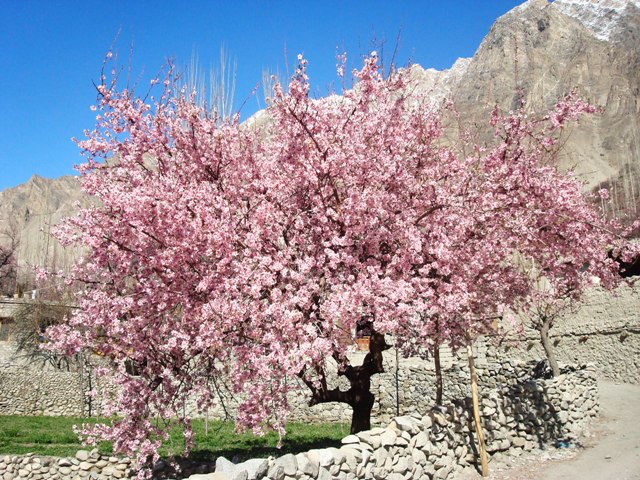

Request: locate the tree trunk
(434, 342), (443, 406)
(299, 330), (390, 434)
(540, 316), (560, 377)
(466, 331), (489, 477)
(350, 390), (375, 434)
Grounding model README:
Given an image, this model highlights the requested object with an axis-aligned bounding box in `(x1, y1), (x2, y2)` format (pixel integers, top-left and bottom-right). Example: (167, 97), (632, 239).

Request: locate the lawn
(0, 416), (348, 462)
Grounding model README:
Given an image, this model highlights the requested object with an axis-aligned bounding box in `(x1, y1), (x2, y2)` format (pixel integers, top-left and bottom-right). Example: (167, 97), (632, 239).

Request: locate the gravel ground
(454, 381), (640, 480)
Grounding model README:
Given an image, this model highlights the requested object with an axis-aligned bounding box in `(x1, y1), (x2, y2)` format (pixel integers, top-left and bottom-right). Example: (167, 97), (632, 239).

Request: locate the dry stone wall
(0, 449), (135, 480)
(0, 364), (84, 416)
(0, 282), (637, 420)
(499, 281), (640, 383)
(0, 362), (597, 480)
(219, 363), (598, 480)
(0, 363), (111, 417)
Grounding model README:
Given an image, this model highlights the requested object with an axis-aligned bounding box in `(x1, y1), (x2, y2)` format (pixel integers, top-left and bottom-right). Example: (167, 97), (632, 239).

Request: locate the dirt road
(457, 381), (640, 480)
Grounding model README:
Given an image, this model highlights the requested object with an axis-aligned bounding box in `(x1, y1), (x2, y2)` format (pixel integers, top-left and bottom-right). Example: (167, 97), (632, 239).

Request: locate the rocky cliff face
(1, 0), (638, 276)
(452, 0), (640, 220)
(0, 175), (88, 284)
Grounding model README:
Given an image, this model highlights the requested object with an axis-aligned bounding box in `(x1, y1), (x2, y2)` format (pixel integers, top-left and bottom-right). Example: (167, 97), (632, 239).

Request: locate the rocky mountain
(413, 0), (640, 221)
(1, 0), (639, 278)
(0, 175), (88, 285)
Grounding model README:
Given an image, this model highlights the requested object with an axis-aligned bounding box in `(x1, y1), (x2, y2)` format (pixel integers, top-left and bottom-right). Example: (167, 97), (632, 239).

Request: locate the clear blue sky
(0, 0), (524, 191)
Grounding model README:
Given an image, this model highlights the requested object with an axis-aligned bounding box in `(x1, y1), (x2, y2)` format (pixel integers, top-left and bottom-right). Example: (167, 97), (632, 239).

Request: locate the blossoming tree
(48, 52), (631, 474)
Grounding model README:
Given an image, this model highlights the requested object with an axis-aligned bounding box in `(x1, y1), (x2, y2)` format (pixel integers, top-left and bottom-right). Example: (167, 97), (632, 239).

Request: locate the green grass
(0, 416), (348, 461)
(0, 416), (112, 457)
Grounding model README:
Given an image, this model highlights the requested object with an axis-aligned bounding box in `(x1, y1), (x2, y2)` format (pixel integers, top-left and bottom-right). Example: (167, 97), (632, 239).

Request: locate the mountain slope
(0, 175), (88, 284)
(451, 0), (640, 219)
(1, 0), (638, 278)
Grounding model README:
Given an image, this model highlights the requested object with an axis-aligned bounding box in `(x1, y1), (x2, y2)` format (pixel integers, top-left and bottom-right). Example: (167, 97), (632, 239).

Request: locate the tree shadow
(154, 436), (341, 479)
(459, 362), (589, 474)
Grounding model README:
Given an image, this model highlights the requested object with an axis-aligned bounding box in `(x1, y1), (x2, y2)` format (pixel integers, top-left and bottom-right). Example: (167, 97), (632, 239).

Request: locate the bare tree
(0, 224), (19, 296)
(11, 287), (77, 370)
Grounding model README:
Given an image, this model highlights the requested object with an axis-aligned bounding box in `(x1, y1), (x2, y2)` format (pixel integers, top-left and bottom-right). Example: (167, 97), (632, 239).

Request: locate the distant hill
(1, 0), (638, 280)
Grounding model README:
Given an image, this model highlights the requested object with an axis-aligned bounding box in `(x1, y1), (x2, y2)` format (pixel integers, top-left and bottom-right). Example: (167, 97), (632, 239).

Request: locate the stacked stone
(0, 365), (83, 416)
(181, 365), (599, 480)
(205, 413), (467, 480)
(0, 363), (600, 480)
(0, 450), (133, 480)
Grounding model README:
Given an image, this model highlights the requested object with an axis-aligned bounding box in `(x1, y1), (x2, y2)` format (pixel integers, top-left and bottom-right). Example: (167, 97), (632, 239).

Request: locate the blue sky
(0, 0), (524, 191)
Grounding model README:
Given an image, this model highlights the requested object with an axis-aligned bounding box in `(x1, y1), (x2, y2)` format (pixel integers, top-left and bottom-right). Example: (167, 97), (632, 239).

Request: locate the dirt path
(456, 381), (640, 480)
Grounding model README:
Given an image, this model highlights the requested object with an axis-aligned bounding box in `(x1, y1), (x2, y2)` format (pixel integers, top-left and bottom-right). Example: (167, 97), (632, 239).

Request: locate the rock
(232, 471), (247, 480)
(266, 464), (284, 480)
(373, 447), (389, 466)
(355, 431), (373, 446)
(413, 431), (429, 449)
(341, 435), (360, 445)
(295, 453), (318, 478)
(215, 457), (236, 476)
(59, 467), (72, 476)
(75, 451), (90, 462)
(512, 437), (526, 448)
(236, 458), (268, 480)
(412, 448), (427, 466)
(317, 467), (332, 480)
(273, 454), (296, 477)
(393, 457), (411, 473)
(391, 416), (418, 433)
(380, 429), (397, 447)
(189, 474), (230, 480)
(339, 447), (360, 471)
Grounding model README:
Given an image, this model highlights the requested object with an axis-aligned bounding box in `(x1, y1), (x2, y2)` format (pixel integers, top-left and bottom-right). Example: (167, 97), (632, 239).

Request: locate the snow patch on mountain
(552, 0), (640, 40)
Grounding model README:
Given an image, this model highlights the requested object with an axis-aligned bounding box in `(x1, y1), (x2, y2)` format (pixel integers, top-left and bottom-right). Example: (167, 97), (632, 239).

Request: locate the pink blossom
(46, 51), (632, 475)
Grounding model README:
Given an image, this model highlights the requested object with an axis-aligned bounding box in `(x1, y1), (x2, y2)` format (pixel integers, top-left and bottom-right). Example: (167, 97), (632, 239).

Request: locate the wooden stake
(466, 331), (489, 477)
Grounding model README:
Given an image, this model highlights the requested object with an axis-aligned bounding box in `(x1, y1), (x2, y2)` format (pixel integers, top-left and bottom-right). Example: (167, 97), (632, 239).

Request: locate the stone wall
(498, 281), (640, 384)
(0, 364), (84, 416)
(0, 363), (599, 480)
(217, 363), (598, 480)
(0, 449), (134, 480)
(0, 363), (110, 417)
(0, 281), (636, 420)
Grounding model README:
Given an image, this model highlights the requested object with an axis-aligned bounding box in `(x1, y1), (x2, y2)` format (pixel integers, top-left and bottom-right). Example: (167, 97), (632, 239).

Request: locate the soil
(455, 381), (640, 480)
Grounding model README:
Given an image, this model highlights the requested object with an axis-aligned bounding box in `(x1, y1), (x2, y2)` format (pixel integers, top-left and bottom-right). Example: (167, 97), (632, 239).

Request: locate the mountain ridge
(1, 0), (638, 282)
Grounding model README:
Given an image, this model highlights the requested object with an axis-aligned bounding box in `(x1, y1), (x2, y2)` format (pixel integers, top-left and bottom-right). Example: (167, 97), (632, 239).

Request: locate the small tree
(0, 225), (18, 296)
(11, 290), (76, 370)
(524, 223), (639, 377)
(47, 52), (632, 475)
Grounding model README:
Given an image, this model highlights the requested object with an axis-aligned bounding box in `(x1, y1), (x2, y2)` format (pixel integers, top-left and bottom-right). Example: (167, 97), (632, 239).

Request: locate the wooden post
(466, 331), (489, 477)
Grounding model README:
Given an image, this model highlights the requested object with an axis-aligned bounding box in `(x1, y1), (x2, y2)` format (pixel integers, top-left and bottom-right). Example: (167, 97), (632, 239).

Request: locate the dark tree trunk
(433, 343), (443, 406)
(350, 390), (375, 434)
(540, 316), (560, 377)
(299, 330), (390, 434)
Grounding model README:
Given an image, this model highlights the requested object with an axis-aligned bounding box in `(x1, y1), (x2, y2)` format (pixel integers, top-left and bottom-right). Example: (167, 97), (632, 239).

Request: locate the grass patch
(0, 416), (348, 461)
(0, 416), (112, 457)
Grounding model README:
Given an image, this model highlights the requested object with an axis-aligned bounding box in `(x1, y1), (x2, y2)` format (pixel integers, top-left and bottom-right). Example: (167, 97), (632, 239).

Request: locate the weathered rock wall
(0, 450), (134, 480)
(0, 280), (636, 420)
(498, 281), (640, 383)
(258, 366), (597, 480)
(0, 363), (111, 417)
(0, 364), (83, 416)
(204, 364), (598, 480)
